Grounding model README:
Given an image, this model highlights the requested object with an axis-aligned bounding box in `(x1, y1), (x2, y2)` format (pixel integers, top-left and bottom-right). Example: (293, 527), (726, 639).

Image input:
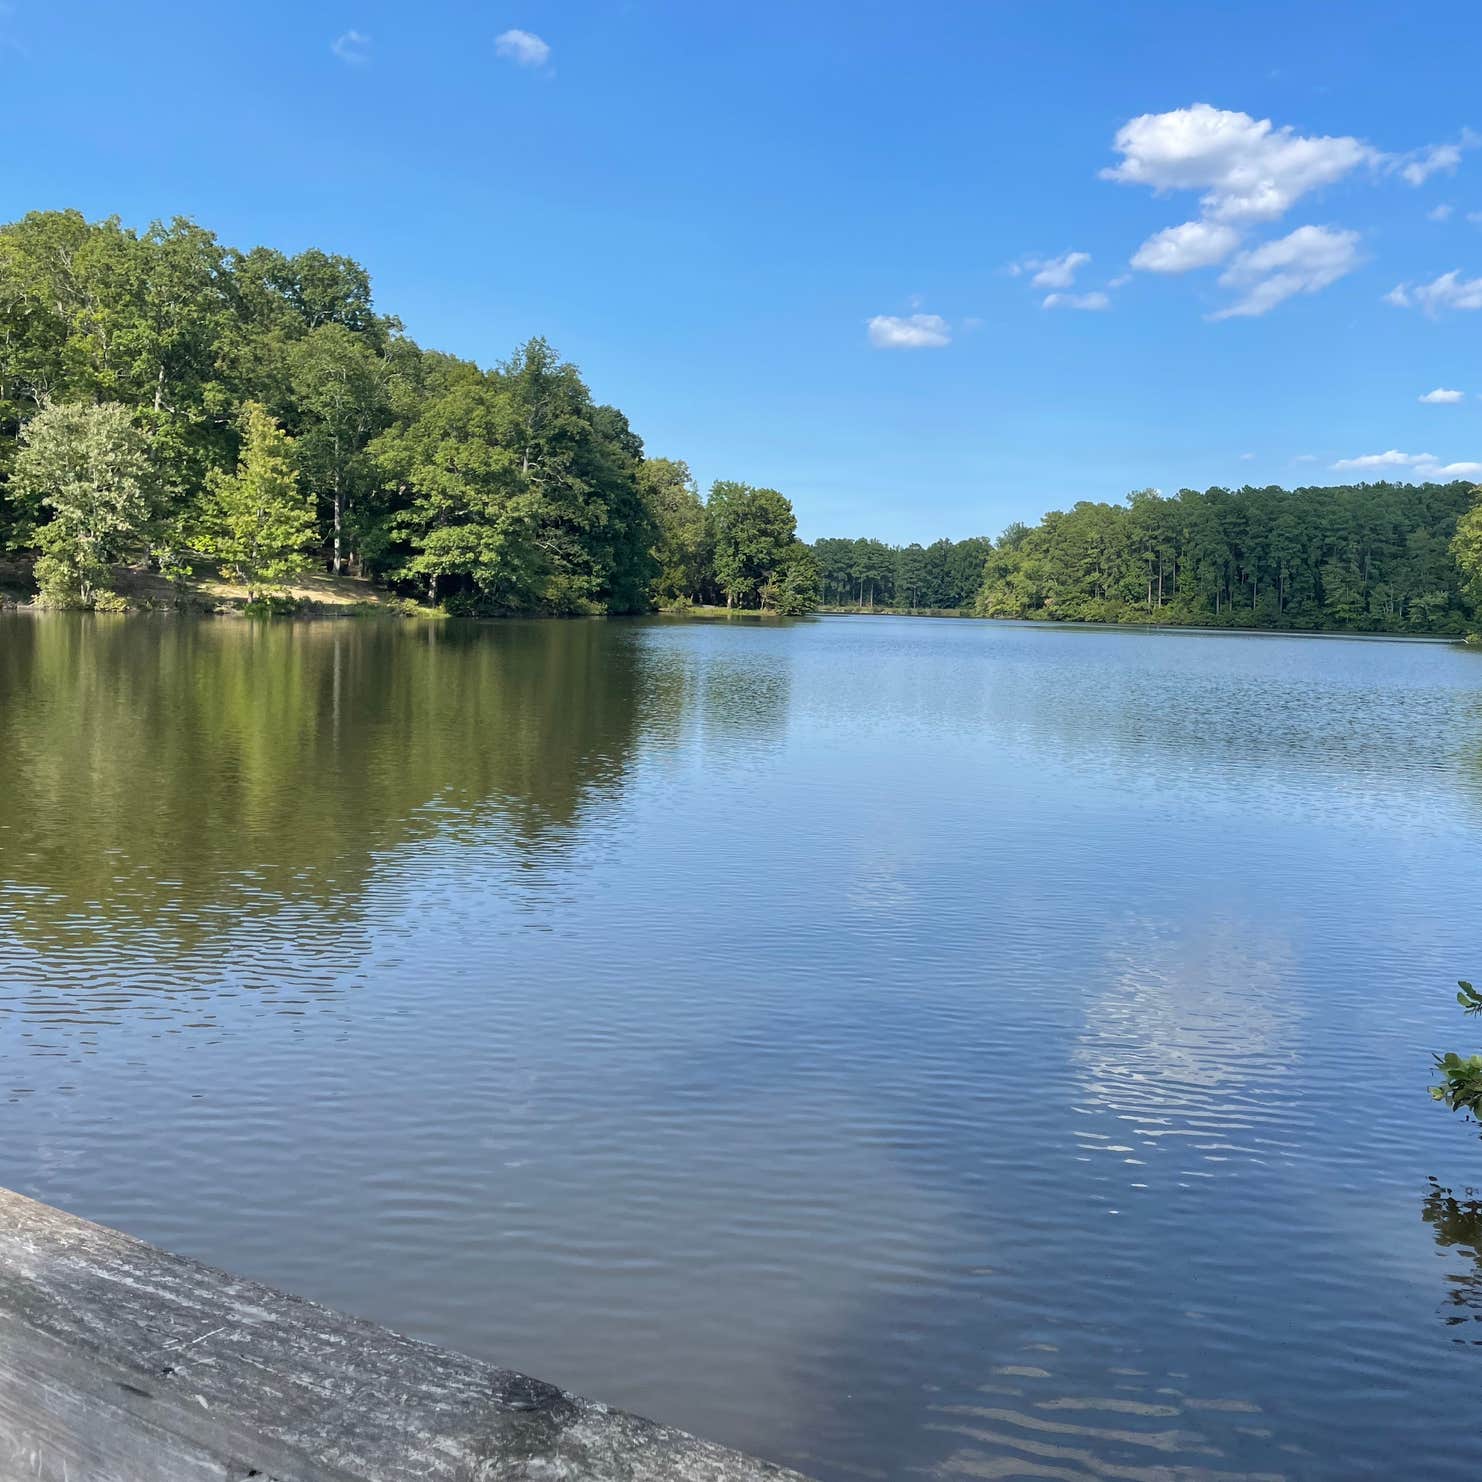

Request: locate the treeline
(810, 536), (991, 609)
(974, 483), (1482, 635)
(808, 481), (1482, 633)
(4, 209), (1482, 633)
(0, 209), (816, 614)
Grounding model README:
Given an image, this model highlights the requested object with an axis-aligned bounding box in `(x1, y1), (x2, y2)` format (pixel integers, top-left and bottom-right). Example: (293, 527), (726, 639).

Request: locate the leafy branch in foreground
(1433, 980), (1482, 1124)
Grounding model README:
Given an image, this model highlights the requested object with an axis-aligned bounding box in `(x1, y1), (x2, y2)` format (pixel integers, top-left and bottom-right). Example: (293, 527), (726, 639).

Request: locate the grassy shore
(0, 558), (441, 618)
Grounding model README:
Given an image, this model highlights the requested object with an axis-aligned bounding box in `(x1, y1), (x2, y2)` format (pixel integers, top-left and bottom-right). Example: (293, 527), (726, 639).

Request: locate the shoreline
(2, 573), (1474, 645)
(814, 605), (1474, 645)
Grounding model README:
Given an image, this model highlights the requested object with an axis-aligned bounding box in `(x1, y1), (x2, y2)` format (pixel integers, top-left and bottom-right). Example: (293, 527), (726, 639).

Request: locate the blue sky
(3, 1), (1481, 542)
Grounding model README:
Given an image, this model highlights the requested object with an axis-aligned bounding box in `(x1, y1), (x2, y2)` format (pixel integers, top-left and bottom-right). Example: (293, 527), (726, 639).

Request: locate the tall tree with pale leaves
(11, 400), (156, 606)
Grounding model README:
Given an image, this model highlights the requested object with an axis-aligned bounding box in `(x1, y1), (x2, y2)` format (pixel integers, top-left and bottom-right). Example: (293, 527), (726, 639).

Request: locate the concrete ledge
(0, 1186), (813, 1482)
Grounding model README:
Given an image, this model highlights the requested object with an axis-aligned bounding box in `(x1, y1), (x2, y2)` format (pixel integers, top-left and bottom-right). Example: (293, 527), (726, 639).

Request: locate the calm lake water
(4, 611), (1482, 1479)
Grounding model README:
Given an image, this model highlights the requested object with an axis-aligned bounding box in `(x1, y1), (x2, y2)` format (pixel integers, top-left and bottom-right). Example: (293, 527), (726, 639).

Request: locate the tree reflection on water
(1422, 1177), (1482, 1342)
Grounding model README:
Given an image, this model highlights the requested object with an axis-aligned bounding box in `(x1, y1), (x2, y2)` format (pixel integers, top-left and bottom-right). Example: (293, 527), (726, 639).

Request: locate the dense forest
(3, 209), (1481, 633)
(811, 536), (992, 610)
(0, 210), (817, 615)
(812, 483), (1482, 635)
(972, 483), (1482, 634)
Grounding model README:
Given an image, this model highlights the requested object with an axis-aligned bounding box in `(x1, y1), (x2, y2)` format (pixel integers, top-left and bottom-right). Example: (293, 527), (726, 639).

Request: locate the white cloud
(1331, 449), (1482, 479)
(1110, 105), (1471, 308)
(1293, 454), (1319, 463)
(1211, 225), (1360, 319)
(1239, 451), (1256, 461)
(331, 29), (371, 65)
(1131, 218), (1241, 272)
(1042, 291), (1110, 311)
(1333, 450), (1420, 469)
(1419, 387), (1465, 403)
(1029, 251), (1091, 289)
(1385, 270), (1482, 314)
(1391, 132), (1478, 186)
(1470, 211), (1482, 226)
(1103, 104), (1374, 225)
(867, 313), (951, 349)
(1428, 203), (1455, 222)
(495, 28), (550, 68)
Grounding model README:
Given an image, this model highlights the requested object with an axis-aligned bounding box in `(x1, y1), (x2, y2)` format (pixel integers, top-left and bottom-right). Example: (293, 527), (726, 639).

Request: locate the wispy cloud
(867, 313), (951, 349)
(331, 29), (371, 65)
(1042, 291), (1110, 311)
(1389, 131), (1479, 186)
(1331, 449), (1482, 479)
(1024, 251), (1091, 289)
(1427, 203), (1455, 222)
(1010, 252), (1115, 309)
(1386, 270), (1482, 313)
(496, 28), (551, 68)
(1211, 225), (1360, 319)
(1419, 387), (1465, 404)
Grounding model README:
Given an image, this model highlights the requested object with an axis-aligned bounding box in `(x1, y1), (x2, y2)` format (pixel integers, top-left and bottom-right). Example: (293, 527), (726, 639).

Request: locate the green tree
(811, 537), (857, 606)
(202, 403), (315, 604)
(849, 537), (895, 607)
(11, 401), (156, 606)
(370, 369), (537, 608)
(1452, 484), (1482, 622)
(289, 323), (390, 575)
(771, 541), (821, 614)
(708, 481), (798, 608)
(640, 457), (708, 605)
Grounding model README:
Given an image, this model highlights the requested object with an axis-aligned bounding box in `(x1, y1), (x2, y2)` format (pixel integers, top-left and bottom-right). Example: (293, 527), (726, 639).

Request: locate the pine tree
(204, 403), (316, 605)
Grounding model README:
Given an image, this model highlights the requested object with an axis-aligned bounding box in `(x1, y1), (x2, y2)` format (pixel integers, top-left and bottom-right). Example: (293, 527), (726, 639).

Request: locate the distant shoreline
(811, 605), (1471, 645)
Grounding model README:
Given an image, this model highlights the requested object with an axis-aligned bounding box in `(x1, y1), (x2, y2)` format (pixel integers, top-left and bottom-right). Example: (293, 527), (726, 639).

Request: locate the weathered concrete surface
(0, 1186), (814, 1482)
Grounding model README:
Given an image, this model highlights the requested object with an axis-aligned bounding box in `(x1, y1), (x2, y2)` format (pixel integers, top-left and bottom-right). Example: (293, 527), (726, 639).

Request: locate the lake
(3, 611), (1482, 1480)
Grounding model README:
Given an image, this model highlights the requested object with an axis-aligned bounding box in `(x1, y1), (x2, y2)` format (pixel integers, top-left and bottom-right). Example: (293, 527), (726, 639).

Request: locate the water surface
(3, 612), (1482, 1479)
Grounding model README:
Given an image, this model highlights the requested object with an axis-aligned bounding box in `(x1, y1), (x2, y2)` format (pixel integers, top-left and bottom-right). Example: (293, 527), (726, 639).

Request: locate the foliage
(0, 210), (665, 616)
(812, 535), (991, 610)
(1433, 980), (1482, 1126)
(708, 481), (801, 609)
(771, 542), (821, 614)
(1452, 485), (1482, 634)
(288, 323), (390, 574)
(640, 457), (708, 605)
(969, 484), (1478, 634)
(200, 403), (315, 603)
(10, 401), (156, 606)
